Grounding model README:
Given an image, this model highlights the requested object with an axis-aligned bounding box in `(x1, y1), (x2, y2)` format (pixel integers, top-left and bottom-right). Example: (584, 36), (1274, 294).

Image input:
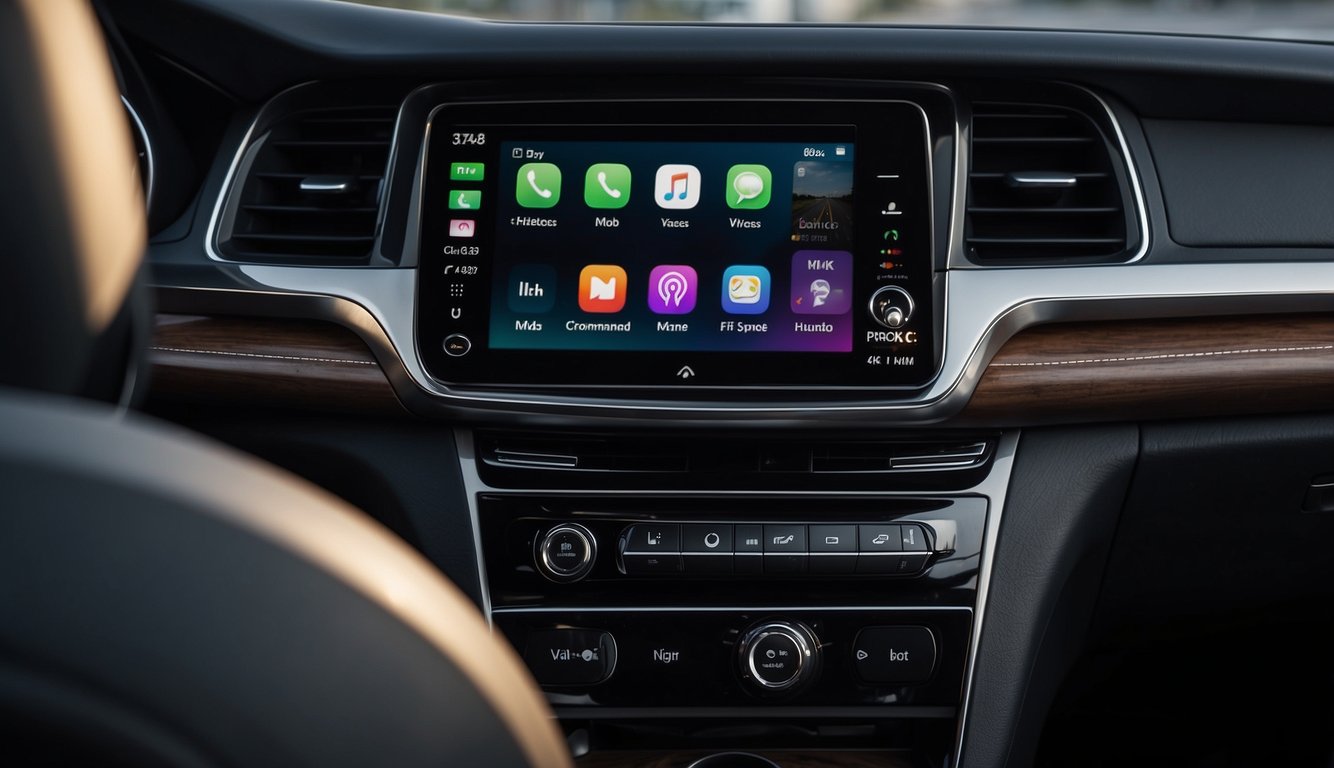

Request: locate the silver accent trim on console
(952, 430), (1018, 768)
(121, 96), (154, 210)
(494, 605), (972, 614)
(454, 427), (495, 624)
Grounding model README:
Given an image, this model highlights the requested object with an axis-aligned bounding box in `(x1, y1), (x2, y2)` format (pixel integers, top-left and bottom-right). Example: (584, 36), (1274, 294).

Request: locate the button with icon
(683, 524), (733, 575)
(448, 189), (481, 210)
(584, 163), (632, 209)
(654, 164), (700, 210)
(648, 265), (697, 315)
(722, 265), (770, 315)
(516, 162), (561, 208)
(725, 164), (772, 209)
(578, 264), (627, 313)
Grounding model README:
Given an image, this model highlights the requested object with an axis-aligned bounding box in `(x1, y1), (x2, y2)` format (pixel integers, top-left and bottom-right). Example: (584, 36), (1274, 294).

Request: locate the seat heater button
(622, 523), (682, 553)
(900, 523), (929, 552)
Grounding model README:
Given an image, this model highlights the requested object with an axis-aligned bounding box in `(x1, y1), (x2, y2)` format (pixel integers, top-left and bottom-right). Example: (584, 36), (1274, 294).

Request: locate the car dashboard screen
(489, 135), (857, 354)
(416, 99), (937, 392)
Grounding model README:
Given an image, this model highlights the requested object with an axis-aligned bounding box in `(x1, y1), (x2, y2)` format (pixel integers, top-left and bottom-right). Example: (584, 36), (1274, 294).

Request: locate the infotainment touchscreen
(416, 100), (937, 391)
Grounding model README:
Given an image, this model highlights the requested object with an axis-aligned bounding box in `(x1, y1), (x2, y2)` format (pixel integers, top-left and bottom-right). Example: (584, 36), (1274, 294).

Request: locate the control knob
(535, 523), (596, 583)
(736, 620), (822, 695)
(868, 286), (915, 329)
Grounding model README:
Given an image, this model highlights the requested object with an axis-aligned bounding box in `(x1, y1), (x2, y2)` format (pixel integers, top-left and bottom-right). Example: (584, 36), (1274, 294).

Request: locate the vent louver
(478, 435), (992, 475)
(219, 105), (396, 264)
(967, 103), (1132, 264)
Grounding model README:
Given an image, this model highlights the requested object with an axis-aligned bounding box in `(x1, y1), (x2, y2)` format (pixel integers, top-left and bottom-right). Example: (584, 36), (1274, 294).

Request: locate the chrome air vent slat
(216, 105), (395, 265)
(966, 102), (1132, 265)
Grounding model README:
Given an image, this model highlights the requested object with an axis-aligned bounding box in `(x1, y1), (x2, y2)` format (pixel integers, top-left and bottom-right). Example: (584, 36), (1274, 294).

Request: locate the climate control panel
(493, 608), (970, 708)
(479, 494), (984, 711)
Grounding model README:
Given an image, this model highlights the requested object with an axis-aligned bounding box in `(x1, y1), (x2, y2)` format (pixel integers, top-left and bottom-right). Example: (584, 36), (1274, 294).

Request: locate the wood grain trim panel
(149, 314), (404, 415)
(965, 313), (1334, 425)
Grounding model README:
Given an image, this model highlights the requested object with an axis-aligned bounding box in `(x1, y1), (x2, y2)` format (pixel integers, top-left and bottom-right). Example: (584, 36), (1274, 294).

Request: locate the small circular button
(737, 620), (821, 695)
(751, 633), (802, 686)
(443, 333), (472, 357)
(536, 524), (596, 583)
(868, 286), (915, 329)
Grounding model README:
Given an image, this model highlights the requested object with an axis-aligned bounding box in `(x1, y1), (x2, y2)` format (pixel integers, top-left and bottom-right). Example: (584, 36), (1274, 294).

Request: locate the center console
(459, 429), (1016, 766)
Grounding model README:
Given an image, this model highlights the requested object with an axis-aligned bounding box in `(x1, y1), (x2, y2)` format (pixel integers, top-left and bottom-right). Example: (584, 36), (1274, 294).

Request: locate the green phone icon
(515, 162), (561, 208)
(725, 164), (772, 210)
(448, 189), (481, 210)
(584, 163), (632, 209)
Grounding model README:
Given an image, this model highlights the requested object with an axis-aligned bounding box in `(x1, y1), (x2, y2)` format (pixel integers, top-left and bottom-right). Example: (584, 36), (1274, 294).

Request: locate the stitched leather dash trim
(151, 346), (376, 366)
(992, 344), (1334, 368)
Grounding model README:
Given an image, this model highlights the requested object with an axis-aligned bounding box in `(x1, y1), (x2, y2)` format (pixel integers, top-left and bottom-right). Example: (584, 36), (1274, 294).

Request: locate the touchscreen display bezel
(416, 99), (936, 391)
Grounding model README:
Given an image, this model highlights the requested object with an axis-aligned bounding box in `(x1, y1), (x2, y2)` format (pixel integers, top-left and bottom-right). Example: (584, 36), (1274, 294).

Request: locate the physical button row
(619, 522), (932, 576)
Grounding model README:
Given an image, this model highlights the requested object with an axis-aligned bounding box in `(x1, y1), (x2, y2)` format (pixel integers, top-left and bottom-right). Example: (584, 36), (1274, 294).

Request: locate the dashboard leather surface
(1145, 119), (1334, 246)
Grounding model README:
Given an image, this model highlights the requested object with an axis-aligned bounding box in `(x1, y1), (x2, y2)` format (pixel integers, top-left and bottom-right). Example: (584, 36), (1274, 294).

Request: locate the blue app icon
(722, 265), (770, 315)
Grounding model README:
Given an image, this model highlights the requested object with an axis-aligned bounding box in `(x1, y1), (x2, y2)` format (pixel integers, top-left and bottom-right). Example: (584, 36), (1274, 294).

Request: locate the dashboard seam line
(149, 346), (376, 366)
(992, 344), (1334, 367)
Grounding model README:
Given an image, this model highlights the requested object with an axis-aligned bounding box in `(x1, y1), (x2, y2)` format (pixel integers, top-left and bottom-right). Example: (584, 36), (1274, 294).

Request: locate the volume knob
(868, 286), (915, 329)
(737, 620), (821, 695)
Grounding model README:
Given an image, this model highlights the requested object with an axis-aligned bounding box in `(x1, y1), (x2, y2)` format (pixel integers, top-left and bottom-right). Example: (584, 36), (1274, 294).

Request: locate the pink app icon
(647, 265), (697, 314)
(449, 219), (476, 238)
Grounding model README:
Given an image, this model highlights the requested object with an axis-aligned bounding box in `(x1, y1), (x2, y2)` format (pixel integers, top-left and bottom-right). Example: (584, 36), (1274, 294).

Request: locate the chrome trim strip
(493, 605), (972, 614)
(228, 260), (1334, 417)
(121, 96), (154, 210)
(454, 428), (494, 624)
(1083, 86), (1152, 265)
(557, 705), (957, 720)
(203, 81), (318, 264)
(952, 430), (1019, 768)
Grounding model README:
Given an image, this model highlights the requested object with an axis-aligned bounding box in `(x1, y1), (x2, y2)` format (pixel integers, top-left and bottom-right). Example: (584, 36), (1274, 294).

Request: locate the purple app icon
(648, 265), (698, 314)
(791, 250), (852, 315)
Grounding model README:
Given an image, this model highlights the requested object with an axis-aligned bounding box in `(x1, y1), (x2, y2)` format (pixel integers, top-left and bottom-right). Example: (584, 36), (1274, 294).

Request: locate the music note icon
(664, 173), (688, 201)
(654, 164), (701, 210)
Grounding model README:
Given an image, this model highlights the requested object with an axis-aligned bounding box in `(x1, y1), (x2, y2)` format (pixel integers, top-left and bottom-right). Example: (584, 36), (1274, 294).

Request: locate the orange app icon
(578, 264), (628, 313)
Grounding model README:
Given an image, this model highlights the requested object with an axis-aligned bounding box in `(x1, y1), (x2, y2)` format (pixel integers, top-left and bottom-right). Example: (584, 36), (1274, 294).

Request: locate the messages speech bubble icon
(726, 164), (772, 210)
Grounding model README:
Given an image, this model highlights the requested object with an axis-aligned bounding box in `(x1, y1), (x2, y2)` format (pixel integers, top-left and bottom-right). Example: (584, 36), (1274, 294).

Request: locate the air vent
(967, 102), (1132, 264)
(219, 105), (396, 264)
(476, 434), (994, 486)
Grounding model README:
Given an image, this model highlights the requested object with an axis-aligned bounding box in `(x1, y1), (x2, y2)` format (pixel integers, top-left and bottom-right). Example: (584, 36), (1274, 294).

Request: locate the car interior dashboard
(80, 0), (1334, 765)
